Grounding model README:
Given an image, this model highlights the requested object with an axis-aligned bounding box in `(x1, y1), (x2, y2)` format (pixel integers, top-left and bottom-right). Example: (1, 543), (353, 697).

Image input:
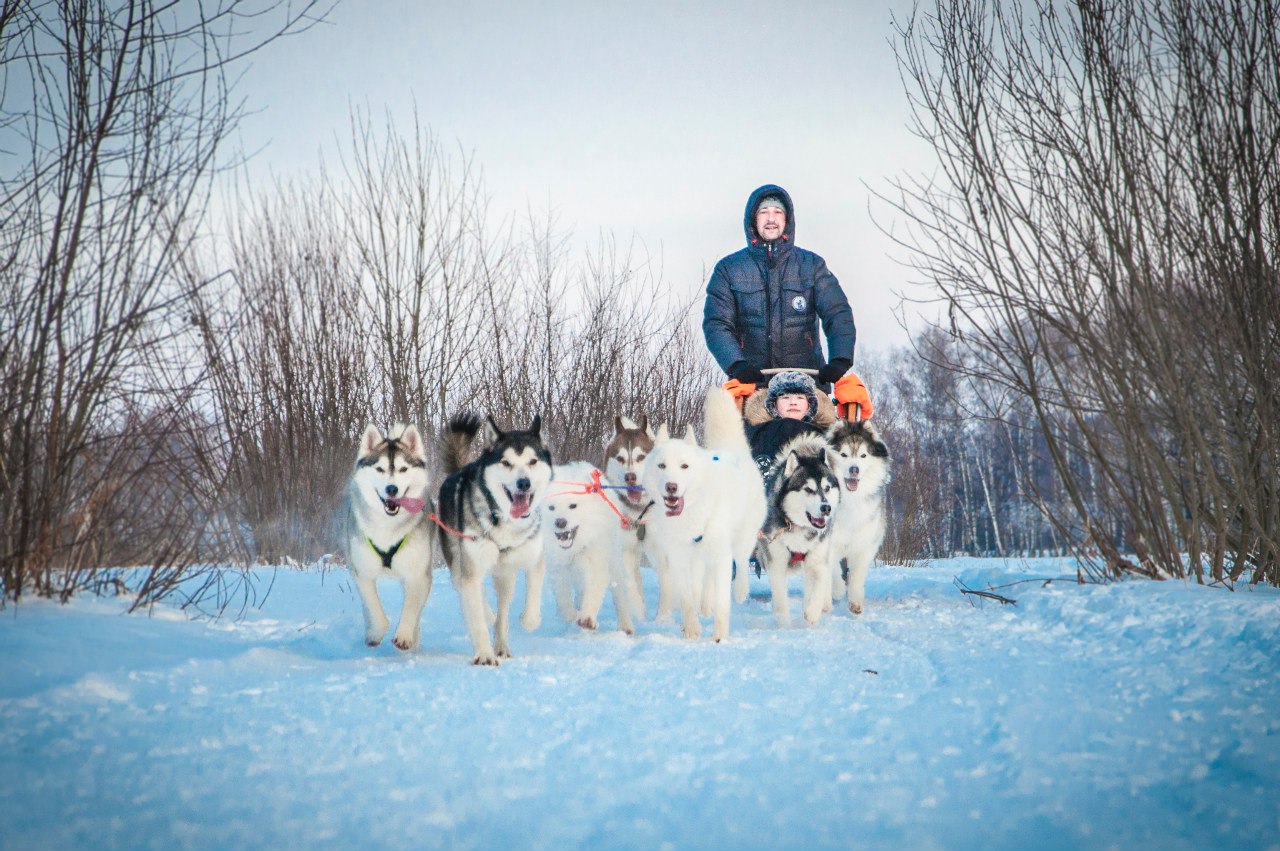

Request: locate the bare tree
(475, 224), (716, 463)
(0, 0), (327, 603)
(336, 107), (502, 429)
(883, 0), (1280, 582)
(193, 178), (366, 563)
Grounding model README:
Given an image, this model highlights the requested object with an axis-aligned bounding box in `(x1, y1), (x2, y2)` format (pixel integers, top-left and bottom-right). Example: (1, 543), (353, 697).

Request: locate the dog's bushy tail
(703, 384), (751, 457)
(441, 413), (482, 475)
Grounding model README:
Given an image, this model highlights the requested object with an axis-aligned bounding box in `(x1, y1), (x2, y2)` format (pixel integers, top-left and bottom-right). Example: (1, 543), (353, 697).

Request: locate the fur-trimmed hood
(744, 388), (836, 427)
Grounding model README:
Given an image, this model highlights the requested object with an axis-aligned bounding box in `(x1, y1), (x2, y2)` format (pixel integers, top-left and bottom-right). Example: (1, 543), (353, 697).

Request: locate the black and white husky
(826, 420), (891, 614)
(436, 414), (552, 666)
(344, 424), (434, 651)
(756, 431), (843, 627)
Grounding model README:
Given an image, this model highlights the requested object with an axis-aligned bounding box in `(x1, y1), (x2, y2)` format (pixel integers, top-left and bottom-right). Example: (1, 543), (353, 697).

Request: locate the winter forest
(2, 3), (1279, 850)
(3, 0), (1276, 610)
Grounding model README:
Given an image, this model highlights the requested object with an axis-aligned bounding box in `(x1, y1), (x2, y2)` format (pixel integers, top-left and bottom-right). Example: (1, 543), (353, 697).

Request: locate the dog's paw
(472, 654), (500, 667)
(495, 645), (513, 659)
(576, 616), (598, 631)
(682, 624), (701, 640)
(520, 612), (541, 632)
(391, 633), (416, 651)
(365, 637), (382, 648)
(848, 600), (864, 615)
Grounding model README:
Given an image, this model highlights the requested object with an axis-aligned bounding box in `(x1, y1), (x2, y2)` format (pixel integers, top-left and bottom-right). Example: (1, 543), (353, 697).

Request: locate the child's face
(776, 394), (809, 420)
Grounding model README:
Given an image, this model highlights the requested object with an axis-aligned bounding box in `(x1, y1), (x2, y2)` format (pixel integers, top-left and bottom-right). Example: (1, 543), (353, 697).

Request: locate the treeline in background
(2, 0), (1275, 612)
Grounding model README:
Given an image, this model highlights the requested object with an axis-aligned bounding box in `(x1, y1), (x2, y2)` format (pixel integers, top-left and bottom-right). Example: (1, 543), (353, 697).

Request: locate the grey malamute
(825, 419), (891, 614)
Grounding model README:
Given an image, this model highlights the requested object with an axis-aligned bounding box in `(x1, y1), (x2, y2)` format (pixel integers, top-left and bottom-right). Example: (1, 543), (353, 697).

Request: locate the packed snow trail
(1, 559), (1277, 851)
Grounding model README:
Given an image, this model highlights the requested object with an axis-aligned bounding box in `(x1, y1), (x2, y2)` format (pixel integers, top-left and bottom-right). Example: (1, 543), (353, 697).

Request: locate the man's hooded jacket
(702, 184), (856, 382)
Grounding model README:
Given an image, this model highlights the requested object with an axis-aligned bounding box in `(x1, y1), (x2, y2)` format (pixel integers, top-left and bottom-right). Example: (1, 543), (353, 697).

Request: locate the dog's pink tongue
(510, 493), (532, 518)
(388, 496), (425, 514)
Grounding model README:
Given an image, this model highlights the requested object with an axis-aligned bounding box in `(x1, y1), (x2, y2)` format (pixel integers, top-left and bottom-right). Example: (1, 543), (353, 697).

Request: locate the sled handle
(760, 367), (820, 376)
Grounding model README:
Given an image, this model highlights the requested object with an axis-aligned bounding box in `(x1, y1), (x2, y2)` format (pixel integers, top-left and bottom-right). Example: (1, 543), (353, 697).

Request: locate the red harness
(550, 469), (640, 530)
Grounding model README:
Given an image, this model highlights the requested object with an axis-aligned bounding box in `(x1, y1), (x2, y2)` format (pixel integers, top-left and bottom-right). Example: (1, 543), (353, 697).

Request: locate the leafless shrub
(473, 219), (716, 464)
(196, 114), (714, 563)
(193, 179), (364, 564)
(884, 0), (1280, 582)
(0, 0), (327, 605)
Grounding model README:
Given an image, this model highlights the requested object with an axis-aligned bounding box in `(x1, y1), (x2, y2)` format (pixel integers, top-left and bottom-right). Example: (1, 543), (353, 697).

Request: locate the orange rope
(428, 510), (476, 541)
(550, 469), (638, 529)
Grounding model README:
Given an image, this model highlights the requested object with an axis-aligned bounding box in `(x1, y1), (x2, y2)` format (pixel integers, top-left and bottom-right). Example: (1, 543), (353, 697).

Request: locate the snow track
(1, 559), (1277, 850)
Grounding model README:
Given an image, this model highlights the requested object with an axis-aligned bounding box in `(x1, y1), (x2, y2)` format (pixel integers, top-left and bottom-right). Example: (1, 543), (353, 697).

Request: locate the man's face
(776, 394), (809, 420)
(755, 205), (786, 242)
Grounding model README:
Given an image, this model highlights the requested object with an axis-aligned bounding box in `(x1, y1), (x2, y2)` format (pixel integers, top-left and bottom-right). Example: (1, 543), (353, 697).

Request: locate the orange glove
(722, 378), (757, 399)
(833, 373), (873, 420)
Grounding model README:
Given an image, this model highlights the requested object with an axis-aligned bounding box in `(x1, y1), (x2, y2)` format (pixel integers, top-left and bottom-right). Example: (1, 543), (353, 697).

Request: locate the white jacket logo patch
(791, 295), (807, 312)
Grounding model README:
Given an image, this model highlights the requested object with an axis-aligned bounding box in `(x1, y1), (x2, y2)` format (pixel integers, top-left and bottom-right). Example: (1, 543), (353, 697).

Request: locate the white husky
(344, 423), (435, 651)
(640, 386), (767, 641)
(825, 419), (891, 614)
(541, 461), (639, 634)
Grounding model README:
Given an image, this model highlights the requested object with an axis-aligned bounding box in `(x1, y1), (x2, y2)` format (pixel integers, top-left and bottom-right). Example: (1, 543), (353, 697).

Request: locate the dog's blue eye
(657, 463), (666, 469)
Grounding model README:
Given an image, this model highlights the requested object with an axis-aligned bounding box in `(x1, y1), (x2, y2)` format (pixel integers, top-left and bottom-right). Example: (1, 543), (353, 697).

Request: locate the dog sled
(722, 367), (874, 423)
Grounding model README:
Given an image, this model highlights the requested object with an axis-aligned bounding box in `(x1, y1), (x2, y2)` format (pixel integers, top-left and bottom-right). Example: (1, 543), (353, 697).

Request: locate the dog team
(346, 181), (881, 665)
(344, 375), (890, 666)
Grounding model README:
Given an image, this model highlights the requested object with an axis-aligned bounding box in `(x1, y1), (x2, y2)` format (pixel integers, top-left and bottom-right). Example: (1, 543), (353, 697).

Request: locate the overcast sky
(229, 0), (936, 356)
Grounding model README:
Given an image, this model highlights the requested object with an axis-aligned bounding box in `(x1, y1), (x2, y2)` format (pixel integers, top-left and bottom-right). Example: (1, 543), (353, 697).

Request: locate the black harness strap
(367, 534), (408, 568)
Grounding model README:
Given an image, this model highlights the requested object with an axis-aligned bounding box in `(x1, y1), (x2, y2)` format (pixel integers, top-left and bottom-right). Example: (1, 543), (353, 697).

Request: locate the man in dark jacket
(702, 184), (856, 388)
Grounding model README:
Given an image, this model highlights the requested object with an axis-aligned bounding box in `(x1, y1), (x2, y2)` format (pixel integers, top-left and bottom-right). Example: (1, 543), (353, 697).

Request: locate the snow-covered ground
(1, 558), (1277, 851)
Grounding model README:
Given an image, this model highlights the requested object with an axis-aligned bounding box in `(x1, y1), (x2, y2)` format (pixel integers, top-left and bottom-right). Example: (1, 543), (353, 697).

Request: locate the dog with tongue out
(344, 423), (435, 652)
(436, 413), (553, 666)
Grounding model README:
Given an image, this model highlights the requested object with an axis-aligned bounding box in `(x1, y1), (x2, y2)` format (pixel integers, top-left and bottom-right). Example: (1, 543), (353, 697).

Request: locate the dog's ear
(860, 420), (880, 441)
(654, 423), (670, 443)
(824, 447), (842, 476)
(784, 450), (800, 478)
(682, 425), (699, 447)
(617, 415), (636, 432)
(359, 423), (382, 459)
(484, 416), (504, 445)
(638, 415), (649, 434)
(400, 424), (426, 460)
(528, 414), (542, 436)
